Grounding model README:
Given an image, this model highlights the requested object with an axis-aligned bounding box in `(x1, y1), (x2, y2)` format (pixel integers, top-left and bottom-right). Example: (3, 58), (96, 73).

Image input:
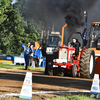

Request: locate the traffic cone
(90, 74), (100, 98)
(19, 72), (32, 99)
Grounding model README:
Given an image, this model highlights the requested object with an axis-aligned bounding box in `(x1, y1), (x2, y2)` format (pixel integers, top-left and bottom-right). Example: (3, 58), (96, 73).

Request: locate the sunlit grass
(48, 94), (98, 100)
(0, 94), (98, 100)
(0, 63), (45, 70)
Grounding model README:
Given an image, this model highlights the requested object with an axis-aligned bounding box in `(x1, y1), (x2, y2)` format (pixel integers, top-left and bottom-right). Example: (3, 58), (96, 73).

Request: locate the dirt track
(0, 69), (93, 99)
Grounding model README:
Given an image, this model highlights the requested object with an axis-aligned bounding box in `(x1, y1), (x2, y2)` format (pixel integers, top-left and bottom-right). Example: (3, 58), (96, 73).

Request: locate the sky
(11, 0), (17, 4)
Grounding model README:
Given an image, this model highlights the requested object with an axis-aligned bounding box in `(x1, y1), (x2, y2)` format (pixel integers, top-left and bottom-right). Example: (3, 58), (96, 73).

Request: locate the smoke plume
(63, 0), (97, 27)
(22, 0), (98, 33)
(17, 0), (98, 44)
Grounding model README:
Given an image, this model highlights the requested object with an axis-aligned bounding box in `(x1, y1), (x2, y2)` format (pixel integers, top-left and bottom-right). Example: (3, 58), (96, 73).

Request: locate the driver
(70, 38), (81, 56)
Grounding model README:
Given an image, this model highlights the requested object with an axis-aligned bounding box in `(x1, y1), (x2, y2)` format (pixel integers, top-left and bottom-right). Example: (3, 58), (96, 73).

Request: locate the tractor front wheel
(72, 64), (78, 78)
(53, 68), (58, 76)
(48, 62), (53, 76)
(53, 67), (64, 76)
(80, 49), (95, 79)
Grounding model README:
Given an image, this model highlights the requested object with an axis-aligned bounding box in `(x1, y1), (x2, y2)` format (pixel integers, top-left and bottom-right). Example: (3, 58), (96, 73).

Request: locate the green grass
(0, 94), (98, 100)
(0, 63), (45, 70)
(48, 94), (98, 100)
(0, 98), (38, 100)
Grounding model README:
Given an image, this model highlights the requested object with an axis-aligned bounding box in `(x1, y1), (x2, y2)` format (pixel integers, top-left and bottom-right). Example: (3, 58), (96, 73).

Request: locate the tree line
(0, 0), (41, 55)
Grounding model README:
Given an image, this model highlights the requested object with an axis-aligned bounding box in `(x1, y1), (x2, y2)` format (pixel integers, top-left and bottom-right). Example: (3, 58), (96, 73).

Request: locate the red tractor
(50, 12), (95, 78)
(53, 45), (79, 77)
(52, 32), (86, 77)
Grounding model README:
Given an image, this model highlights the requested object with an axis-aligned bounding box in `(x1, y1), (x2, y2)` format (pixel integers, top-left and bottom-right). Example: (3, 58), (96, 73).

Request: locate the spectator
(29, 45), (33, 66)
(19, 41), (32, 70)
(33, 46), (39, 67)
(38, 46), (43, 67)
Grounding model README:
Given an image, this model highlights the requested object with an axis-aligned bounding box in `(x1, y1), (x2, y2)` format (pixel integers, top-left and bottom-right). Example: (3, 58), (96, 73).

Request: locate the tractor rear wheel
(72, 64), (78, 78)
(80, 49), (95, 78)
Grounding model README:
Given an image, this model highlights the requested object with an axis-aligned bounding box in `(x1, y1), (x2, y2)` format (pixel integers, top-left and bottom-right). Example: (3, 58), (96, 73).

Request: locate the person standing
(36, 48), (40, 67)
(33, 49), (37, 67)
(34, 46), (43, 67)
(29, 45), (33, 66)
(38, 46), (43, 67)
(19, 41), (32, 70)
(33, 46), (38, 67)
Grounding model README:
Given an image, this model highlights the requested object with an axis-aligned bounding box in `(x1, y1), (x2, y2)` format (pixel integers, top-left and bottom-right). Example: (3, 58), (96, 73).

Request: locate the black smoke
(22, 0), (98, 31)
(63, 0), (97, 27)
(16, 0), (99, 45)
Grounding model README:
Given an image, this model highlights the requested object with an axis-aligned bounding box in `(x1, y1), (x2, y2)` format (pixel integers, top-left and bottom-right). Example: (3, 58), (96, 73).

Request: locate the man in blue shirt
(20, 41), (32, 70)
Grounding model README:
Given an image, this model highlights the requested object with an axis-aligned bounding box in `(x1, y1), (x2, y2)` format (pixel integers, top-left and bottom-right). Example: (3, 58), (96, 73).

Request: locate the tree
(0, 0), (12, 53)
(14, 0), (42, 41)
(0, 0), (26, 55)
(0, 0), (42, 55)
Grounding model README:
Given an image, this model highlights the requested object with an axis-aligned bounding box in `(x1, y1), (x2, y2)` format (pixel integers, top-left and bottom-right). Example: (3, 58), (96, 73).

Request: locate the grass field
(48, 94), (98, 100)
(0, 94), (98, 100)
(0, 63), (45, 70)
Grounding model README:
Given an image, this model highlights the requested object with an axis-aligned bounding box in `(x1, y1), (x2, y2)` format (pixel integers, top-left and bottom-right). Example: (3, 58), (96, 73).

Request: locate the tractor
(45, 11), (100, 78)
(52, 21), (100, 79)
(44, 31), (61, 75)
(37, 27), (62, 75)
(53, 44), (79, 77)
(51, 11), (99, 78)
(86, 22), (100, 77)
(52, 28), (96, 78)
(51, 11), (97, 79)
(44, 24), (67, 75)
(52, 32), (89, 77)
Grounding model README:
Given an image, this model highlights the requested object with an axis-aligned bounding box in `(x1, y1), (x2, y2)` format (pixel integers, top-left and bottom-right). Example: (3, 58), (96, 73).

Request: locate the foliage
(0, 0), (25, 55)
(14, 0), (42, 43)
(0, 0), (42, 55)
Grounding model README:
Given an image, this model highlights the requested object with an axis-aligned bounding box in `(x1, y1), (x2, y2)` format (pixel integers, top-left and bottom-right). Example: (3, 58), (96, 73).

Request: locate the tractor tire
(53, 67), (64, 76)
(80, 49), (95, 79)
(72, 64), (78, 78)
(60, 71), (64, 77)
(45, 54), (53, 75)
(53, 68), (58, 76)
(48, 62), (53, 76)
